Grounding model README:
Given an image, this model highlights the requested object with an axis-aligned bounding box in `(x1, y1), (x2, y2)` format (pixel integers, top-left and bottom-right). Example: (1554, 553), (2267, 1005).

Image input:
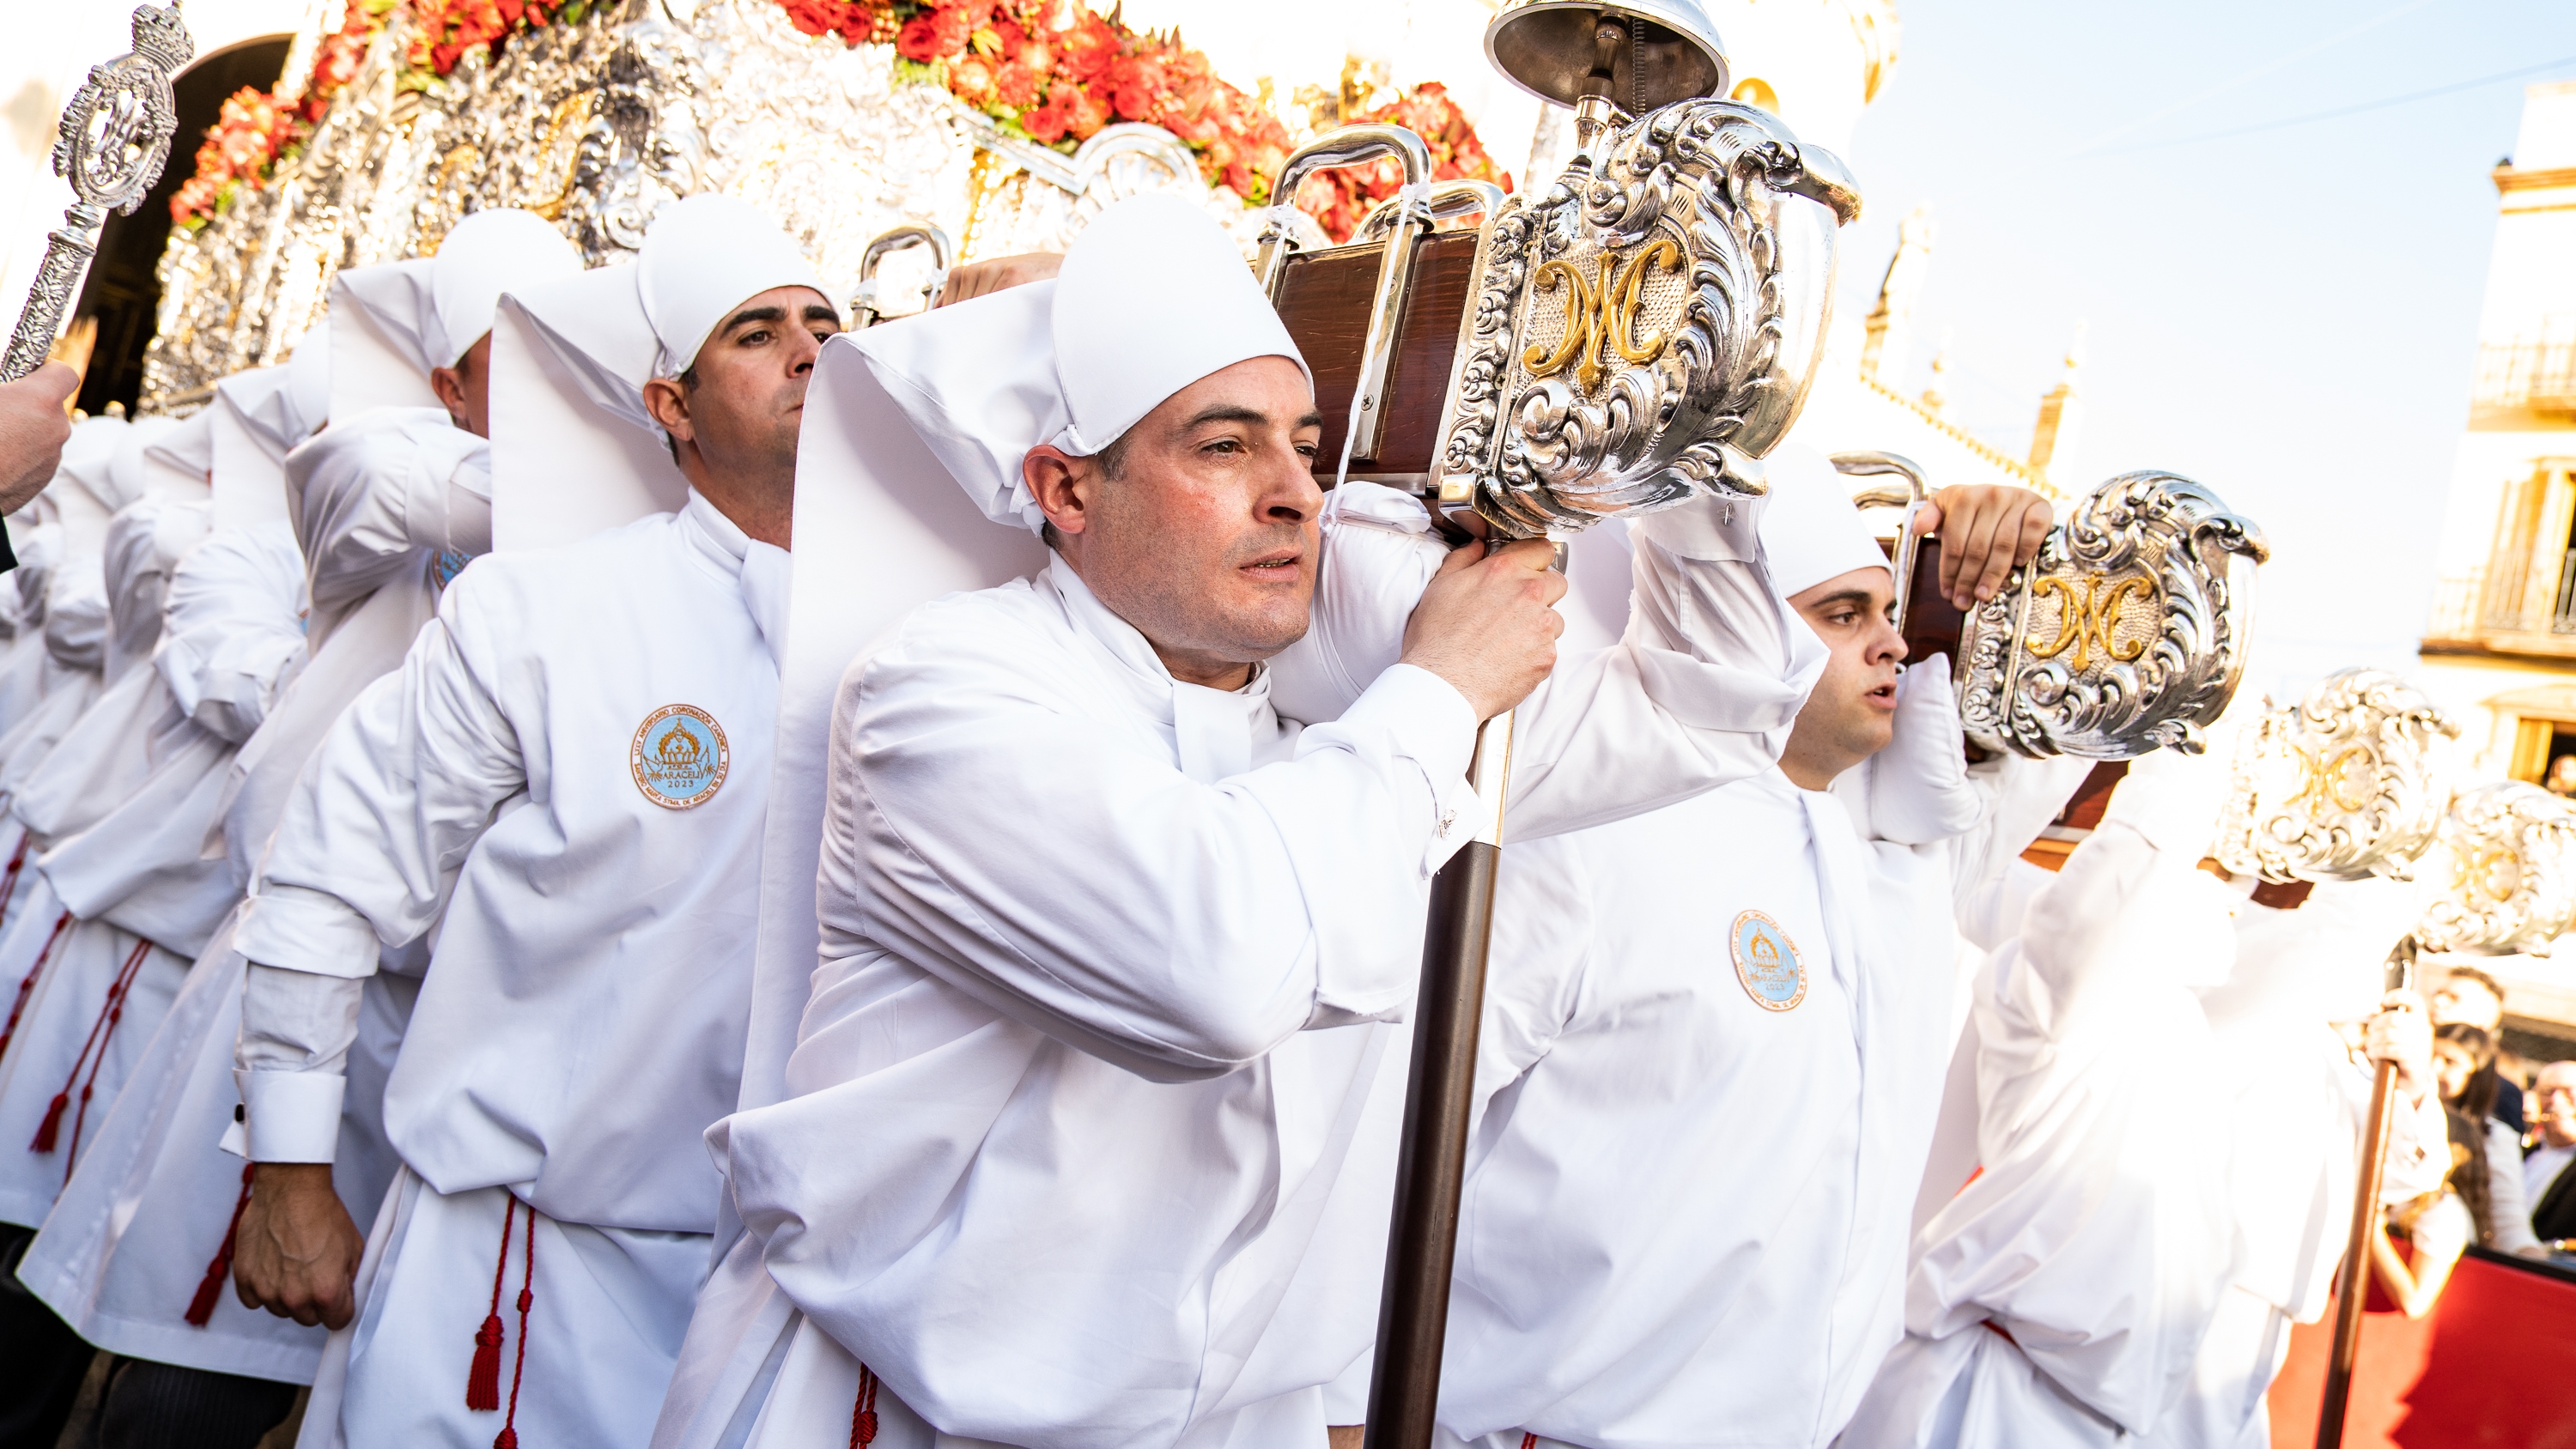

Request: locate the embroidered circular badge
(630, 704), (730, 809)
(1729, 909), (1807, 1013)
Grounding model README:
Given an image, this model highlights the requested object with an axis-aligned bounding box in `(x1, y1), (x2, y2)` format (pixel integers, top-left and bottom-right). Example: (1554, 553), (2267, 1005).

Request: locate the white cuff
(234, 888), (381, 979)
(235, 1069), (345, 1163)
(1341, 662), (1481, 874)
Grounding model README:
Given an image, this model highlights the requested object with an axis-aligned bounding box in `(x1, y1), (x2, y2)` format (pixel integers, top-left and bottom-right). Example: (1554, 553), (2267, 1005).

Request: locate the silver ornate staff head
(1430, 98), (1860, 538)
(1953, 470), (2267, 758)
(2214, 668), (2458, 884)
(2416, 782), (2576, 957)
(4, 3), (194, 381)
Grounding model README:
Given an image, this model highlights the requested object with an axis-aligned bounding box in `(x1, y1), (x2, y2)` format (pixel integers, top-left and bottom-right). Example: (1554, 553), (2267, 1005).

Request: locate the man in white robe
(2142, 877), (2445, 1449)
(7, 212), (575, 1447)
(1429, 475), (2062, 1449)
(227, 194), (835, 1449)
(650, 194), (1846, 1449)
(1837, 748), (2247, 1448)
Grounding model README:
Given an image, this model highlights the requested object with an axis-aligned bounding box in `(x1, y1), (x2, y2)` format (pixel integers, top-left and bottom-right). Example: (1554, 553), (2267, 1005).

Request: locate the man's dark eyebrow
(1296, 409), (1324, 431)
(1180, 403), (1271, 431)
(1806, 588), (1879, 614)
(720, 304), (788, 336)
(800, 303), (840, 324)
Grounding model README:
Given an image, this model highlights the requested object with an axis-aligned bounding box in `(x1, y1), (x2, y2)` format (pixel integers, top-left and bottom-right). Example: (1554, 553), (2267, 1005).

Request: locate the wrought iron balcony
(2476, 340), (2576, 415)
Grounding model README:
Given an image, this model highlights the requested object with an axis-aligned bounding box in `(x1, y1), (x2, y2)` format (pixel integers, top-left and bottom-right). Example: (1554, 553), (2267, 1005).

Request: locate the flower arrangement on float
(1290, 81), (1510, 242)
(170, 0), (1508, 240)
(170, 1), (391, 227)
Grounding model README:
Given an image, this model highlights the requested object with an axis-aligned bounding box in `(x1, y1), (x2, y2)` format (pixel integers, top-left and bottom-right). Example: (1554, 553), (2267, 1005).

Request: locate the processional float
(3, 3), (194, 382)
(1248, 2), (2273, 1441)
(2215, 670), (2576, 1446)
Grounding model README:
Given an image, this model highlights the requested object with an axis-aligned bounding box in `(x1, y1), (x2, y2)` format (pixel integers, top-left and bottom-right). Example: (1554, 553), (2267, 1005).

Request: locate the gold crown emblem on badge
(1747, 932), (1779, 971)
(655, 727), (704, 768)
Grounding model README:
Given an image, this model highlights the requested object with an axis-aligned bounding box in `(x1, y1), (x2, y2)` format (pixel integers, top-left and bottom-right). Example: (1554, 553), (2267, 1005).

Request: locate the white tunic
(0, 500), (216, 1227)
(232, 493), (785, 1440)
(659, 488), (1818, 1449)
(1424, 647), (2063, 1449)
(1838, 817), (2241, 1449)
(2141, 882), (2450, 1449)
(25, 416), (479, 1380)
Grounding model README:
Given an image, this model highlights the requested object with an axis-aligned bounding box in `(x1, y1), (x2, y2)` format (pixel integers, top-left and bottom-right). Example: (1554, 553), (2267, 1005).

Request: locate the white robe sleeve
(233, 588), (522, 1161)
(155, 521), (308, 743)
(1272, 483), (1821, 846)
(831, 626), (1476, 1082)
(285, 409), (491, 624)
(2485, 1118), (2540, 1254)
(1503, 492), (1823, 840)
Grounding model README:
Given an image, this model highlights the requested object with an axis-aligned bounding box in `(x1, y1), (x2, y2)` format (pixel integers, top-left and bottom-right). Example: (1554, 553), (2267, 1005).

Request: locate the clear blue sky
(1830, 0), (2576, 693)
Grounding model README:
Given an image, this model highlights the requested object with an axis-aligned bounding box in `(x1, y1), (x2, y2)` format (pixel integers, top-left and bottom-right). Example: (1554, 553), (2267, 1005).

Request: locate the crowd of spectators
(2378, 964), (2576, 1319)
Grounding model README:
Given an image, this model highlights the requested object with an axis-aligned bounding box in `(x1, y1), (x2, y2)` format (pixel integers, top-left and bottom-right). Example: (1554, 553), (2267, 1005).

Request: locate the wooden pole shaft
(1360, 834), (1501, 1449)
(2314, 1056), (2401, 1449)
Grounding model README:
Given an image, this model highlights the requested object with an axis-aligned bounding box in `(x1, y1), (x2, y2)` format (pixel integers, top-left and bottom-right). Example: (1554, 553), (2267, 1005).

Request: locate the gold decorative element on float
(1522, 238), (1681, 393)
(2024, 572), (2156, 673)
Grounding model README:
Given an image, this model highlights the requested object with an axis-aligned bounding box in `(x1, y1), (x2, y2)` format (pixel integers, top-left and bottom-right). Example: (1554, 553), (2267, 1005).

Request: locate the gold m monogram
(2451, 846), (2521, 905)
(2026, 573), (2157, 672)
(1522, 239), (1683, 392)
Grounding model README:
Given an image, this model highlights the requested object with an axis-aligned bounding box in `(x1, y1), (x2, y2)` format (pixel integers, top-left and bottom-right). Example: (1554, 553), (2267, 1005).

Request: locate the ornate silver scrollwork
(5, 3), (193, 381)
(1955, 470), (2267, 759)
(2416, 782), (2576, 958)
(2214, 668), (2458, 883)
(1431, 98), (1860, 538)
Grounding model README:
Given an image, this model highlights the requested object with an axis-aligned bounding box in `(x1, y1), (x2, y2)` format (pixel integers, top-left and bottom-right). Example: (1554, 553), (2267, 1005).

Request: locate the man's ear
(428, 366), (467, 426)
(1024, 445), (1091, 537)
(642, 376), (695, 444)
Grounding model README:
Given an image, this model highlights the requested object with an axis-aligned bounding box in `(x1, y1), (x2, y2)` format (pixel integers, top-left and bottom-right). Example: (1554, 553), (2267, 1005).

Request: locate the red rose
(1063, 82), (1111, 140)
(947, 55), (999, 107)
(895, 14), (946, 60)
(1020, 98), (1070, 142)
(993, 60), (1040, 109)
(1054, 15), (1117, 81)
(1106, 54), (1164, 121)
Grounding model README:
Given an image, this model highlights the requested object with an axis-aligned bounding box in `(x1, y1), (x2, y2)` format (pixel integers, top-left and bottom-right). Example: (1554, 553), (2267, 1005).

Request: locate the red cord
(1522, 1435), (1539, 1449)
(496, 1199), (535, 1449)
(0, 910), (73, 1062)
(31, 936), (149, 1158)
(185, 1162), (257, 1326)
(59, 938), (151, 1179)
(848, 1361), (880, 1446)
(0, 834), (29, 924)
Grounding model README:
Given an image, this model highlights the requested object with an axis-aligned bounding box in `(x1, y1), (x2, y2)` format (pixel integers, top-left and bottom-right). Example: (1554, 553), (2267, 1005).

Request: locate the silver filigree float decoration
(4, 3), (193, 381)
(2214, 668), (2458, 883)
(1430, 97), (1860, 538)
(1955, 470), (2267, 759)
(2416, 782), (2576, 958)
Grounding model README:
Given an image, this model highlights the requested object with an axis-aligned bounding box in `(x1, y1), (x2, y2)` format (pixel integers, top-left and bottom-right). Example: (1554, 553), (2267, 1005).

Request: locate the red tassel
(467, 1194), (518, 1413)
(492, 1431), (517, 1449)
(185, 1164), (258, 1327)
(467, 1313), (506, 1411)
(29, 1091), (67, 1152)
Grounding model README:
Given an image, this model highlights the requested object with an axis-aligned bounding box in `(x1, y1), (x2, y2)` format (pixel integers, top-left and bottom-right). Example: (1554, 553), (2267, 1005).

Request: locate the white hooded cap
(328, 208), (580, 421)
(854, 192), (1307, 536)
(635, 193), (835, 379)
(428, 209), (581, 368)
(487, 194), (829, 550)
(106, 415), (179, 512)
(139, 409), (216, 501)
(1758, 455), (1892, 598)
(210, 366), (301, 526)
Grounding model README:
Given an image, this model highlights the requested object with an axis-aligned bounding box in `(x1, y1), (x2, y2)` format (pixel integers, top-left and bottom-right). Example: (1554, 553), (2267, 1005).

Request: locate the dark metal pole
(2315, 938), (2416, 1449)
(1364, 713), (1512, 1449)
